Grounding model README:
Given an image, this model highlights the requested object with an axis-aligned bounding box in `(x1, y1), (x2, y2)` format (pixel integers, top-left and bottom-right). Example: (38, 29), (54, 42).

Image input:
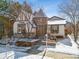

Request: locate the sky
(18, 0), (64, 17)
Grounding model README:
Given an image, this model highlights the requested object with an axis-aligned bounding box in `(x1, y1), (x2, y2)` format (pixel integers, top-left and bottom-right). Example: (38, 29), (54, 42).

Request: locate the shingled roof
(48, 16), (66, 25)
(49, 16), (65, 20)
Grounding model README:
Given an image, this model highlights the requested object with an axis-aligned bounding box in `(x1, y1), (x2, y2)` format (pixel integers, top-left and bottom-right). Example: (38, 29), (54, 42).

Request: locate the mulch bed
(16, 39), (40, 47)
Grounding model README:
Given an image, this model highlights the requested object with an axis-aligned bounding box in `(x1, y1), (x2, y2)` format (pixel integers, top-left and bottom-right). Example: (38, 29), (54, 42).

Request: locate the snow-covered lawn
(0, 51), (14, 59)
(0, 47), (52, 59)
(38, 35), (79, 56)
(17, 55), (52, 59)
(38, 45), (79, 55)
(14, 52), (28, 59)
(0, 35), (79, 59)
(0, 45), (52, 59)
(9, 45), (31, 52)
(0, 45), (31, 52)
(0, 46), (14, 59)
(47, 44), (79, 55)
(0, 45), (29, 59)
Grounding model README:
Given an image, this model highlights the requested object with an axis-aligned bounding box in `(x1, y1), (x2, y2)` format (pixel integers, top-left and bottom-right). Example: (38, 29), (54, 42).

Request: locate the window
(50, 25), (59, 33)
(17, 23), (26, 33)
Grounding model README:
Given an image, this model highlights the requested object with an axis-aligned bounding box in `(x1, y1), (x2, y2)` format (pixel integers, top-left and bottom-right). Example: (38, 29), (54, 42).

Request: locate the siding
(47, 25), (65, 36)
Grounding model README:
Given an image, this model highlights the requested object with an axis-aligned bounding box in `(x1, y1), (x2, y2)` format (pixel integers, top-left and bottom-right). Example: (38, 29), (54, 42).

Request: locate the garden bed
(16, 39), (40, 47)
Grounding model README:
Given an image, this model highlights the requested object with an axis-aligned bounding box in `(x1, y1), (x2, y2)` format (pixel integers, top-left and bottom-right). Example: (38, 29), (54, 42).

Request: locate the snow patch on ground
(0, 46), (52, 59)
(0, 45), (30, 59)
(0, 45), (31, 52)
(17, 55), (52, 59)
(10, 45), (31, 52)
(38, 44), (79, 56)
(0, 51), (14, 59)
(15, 52), (29, 59)
(48, 44), (79, 55)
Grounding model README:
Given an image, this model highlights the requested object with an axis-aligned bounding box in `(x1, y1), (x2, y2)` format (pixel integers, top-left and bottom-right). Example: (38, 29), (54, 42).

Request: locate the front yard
(0, 44), (79, 59)
(0, 35), (79, 59)
(38, 51), (79, 59)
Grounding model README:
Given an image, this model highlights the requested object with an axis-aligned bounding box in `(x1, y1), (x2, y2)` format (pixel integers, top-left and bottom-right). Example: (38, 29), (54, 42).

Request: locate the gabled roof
(33, 17), (47, 26)
(16, 10), (36, 28)
(49, 16), (65, 21)
(22, 10), (36, 28)
(33, 9), (46, 17)
(48, 16), (66, 25)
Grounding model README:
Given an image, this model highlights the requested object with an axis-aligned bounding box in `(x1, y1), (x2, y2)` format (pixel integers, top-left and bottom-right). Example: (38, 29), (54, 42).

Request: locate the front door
(36, 25), (47, 38)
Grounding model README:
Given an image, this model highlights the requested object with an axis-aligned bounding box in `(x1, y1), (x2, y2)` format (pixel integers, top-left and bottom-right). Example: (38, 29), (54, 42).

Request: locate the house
(13, 9), (48, 38)
(13, 9), (66, 39)
(47, 16), (66, 38)
(13, 10), (36, 38)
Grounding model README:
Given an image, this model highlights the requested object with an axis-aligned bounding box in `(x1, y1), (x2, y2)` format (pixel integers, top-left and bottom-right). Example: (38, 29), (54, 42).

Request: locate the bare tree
(24, 11), (34, 38)
(59, 0), (79, 45)
(21, 1), (34, 38)
(8, 2), (22, 21)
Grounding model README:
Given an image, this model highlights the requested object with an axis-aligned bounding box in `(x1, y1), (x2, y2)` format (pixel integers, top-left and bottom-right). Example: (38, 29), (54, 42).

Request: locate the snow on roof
(49, 16), (65, 20)
(48, 20), (66, 25)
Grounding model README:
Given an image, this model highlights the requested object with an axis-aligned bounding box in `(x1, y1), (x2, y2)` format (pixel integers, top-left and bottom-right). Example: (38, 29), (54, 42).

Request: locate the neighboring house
(65, 21), (79, 35)
(65, 21), (73, 35)
(13, 10), (36, 38)
(0, 16), (13, 38)
(47, 16), (66, 38)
